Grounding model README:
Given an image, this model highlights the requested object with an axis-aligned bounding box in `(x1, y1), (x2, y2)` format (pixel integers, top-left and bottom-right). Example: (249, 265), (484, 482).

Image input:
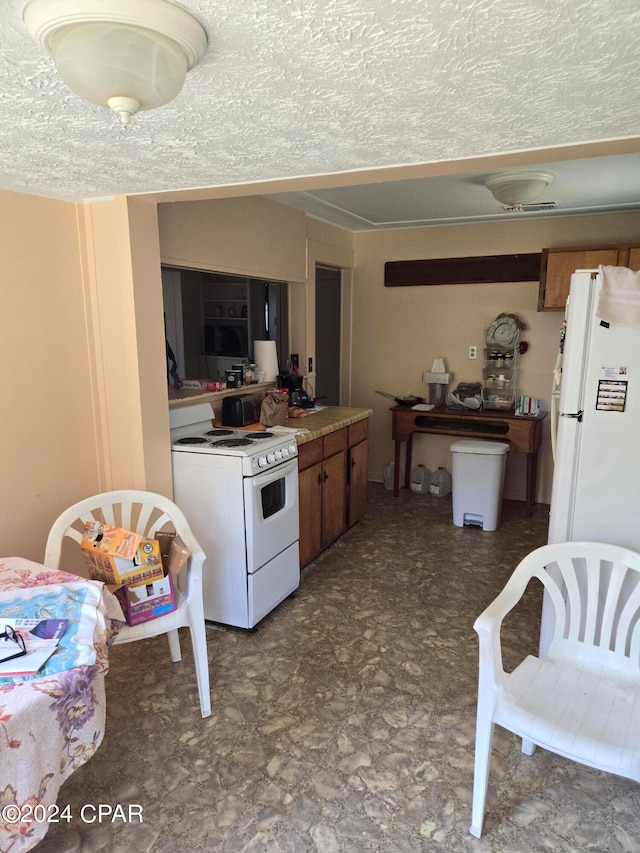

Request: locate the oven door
(243, 457), (299, 573)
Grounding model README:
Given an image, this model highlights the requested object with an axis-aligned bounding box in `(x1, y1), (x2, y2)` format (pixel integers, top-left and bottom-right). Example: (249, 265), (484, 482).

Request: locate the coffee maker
(277, 354), (314, 407)
(277, 372), (303, 403)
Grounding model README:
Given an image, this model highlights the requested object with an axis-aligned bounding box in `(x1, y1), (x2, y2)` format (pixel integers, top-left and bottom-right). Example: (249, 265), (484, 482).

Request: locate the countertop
(169, 388), (372, 444)
(289, 406), (373, 445)
(168, 383), (271, 408)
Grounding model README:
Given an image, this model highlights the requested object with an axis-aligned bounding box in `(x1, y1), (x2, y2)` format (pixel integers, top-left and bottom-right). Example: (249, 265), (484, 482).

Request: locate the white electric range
(169, 403), (300, 629)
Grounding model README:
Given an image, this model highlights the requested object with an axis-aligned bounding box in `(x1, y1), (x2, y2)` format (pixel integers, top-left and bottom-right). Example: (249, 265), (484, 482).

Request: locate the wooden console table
(391, 405), (548, 517)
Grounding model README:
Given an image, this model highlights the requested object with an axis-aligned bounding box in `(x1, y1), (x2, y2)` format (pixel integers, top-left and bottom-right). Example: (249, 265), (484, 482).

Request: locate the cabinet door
(348, 439), (368, 527)
(321, 450), (347, 549)
(626, 247), (640, 270)
(298, 461), (323, 568)
(539, 248), (619, 310)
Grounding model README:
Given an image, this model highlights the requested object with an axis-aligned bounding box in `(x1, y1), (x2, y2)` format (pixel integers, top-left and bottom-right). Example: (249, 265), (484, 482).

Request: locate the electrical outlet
(468, 345), (477, 360)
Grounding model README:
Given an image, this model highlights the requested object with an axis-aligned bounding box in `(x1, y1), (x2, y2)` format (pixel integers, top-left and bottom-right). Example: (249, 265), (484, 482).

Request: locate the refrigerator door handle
(560, 410), (584, 422)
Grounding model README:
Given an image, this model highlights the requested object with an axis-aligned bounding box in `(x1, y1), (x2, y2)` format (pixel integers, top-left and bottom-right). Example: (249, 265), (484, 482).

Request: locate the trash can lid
(450, 439), (510, 455)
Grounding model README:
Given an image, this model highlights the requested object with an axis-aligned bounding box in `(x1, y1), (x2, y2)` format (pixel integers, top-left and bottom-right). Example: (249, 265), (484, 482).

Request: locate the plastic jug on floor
(410, 464), (431, 494)
(429, 467), (451, 497)
(383, 463), (395, 490)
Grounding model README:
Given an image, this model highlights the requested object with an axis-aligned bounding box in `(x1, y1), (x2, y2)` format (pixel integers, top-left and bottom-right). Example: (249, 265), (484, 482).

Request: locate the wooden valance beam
(384, 253), (542, 287)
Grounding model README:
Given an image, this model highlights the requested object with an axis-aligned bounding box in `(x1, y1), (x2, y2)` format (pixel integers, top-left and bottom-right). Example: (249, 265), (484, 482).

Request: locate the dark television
(204, 322), (248, 357)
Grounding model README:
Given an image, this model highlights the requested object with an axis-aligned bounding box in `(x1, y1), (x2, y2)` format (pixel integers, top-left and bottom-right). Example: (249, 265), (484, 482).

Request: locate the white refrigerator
(548, 268), (640, 549)
(541, 268), (640, 653)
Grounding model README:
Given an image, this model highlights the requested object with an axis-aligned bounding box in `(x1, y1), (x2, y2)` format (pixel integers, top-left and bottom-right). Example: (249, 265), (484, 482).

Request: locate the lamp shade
(23, 0), (208, 124)
(50, 23), (187, 122)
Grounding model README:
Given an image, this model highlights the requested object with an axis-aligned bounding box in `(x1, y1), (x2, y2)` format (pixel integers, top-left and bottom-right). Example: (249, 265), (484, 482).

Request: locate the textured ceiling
(2, 0), (640, 209)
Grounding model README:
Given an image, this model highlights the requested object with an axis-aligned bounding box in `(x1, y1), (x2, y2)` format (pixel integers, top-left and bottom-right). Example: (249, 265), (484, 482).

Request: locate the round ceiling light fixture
(23, 0), (208, 125)
(484, 171), (555, 208)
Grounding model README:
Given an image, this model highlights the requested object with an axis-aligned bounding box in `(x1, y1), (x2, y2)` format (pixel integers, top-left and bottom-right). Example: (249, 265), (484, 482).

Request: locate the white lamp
(23, 0), (208, 125)
(485, 171), (555, 208)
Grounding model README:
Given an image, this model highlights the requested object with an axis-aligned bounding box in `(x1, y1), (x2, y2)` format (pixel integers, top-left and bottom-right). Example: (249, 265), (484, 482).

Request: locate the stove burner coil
(211, 438), (253, 448)
(206, 429), (234, 436)
(175, 436), (209, 445)
(244, 432), (275, 439)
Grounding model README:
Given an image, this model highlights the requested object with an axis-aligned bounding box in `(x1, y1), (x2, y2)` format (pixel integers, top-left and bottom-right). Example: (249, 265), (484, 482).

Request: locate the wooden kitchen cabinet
(297, 429), (347, 568)
(321, 450), (347, 547)
(347, 419), (369, 528)
(538, 245), (640, 311)
(297, 416), (370, 568)
(627, 247), (640, 270)
(298, 462), (323, 568)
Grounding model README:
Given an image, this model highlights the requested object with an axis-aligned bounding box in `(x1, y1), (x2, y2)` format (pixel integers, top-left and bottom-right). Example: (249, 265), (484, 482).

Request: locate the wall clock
(486, 316), (520, 347)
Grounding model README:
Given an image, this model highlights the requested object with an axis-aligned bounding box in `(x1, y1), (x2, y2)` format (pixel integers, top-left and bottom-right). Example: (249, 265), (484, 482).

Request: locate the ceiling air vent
(502, 201), (559, 213)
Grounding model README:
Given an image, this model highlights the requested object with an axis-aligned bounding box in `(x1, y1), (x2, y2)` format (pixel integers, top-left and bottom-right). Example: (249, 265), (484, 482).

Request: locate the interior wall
(1, 191), (170, 564)
(158, 196), (308, 284)
(127, 196), (173, 494)
(0, 190), (100, 561)
(352, 211), (640, 504)
(81, 196), (171, 496)
(157, 198), (355, 390)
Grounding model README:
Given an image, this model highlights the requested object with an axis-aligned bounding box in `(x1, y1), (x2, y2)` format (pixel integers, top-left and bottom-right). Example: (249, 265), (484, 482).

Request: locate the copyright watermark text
(1, 803), (143, 825)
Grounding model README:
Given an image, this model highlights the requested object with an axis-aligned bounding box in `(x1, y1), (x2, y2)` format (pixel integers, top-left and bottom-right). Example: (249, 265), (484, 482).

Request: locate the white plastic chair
(470, 540), (640, 837)
(44, 489), (211, 718)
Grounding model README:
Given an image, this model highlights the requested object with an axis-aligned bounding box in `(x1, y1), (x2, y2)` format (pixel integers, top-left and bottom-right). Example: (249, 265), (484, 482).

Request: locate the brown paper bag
(260, 394), (288, 426)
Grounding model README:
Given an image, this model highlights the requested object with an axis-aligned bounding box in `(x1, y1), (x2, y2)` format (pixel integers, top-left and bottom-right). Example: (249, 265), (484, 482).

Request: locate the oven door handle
(250, 457), (298, 487)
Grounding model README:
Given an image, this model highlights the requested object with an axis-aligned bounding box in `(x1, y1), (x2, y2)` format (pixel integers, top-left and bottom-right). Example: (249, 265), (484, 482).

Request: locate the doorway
(315, 266), (341, 406)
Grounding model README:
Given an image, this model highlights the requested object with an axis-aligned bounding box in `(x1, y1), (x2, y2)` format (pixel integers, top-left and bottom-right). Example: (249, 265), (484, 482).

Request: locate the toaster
(221, 393), (262, 427)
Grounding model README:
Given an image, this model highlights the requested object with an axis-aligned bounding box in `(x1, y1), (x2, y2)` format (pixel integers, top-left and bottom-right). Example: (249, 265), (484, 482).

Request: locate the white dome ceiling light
(484, 171), (556, 211)
(23, 0), (208, 125)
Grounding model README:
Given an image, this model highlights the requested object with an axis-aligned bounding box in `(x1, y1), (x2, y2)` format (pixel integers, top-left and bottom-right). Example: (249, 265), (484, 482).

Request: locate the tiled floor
(40, 486), (640, 851)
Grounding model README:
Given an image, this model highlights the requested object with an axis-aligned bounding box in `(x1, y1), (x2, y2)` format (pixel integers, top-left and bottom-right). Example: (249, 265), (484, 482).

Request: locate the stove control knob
(258, 455), (268, 468)
(281, 446), (289, 457)
(289, 442), (297, 455)
(267, 452), (276, 464)
(275, 450), (283, 460)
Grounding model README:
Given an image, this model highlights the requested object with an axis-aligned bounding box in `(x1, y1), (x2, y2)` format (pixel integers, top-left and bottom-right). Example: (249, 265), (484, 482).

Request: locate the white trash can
(450, 440), (510, 531)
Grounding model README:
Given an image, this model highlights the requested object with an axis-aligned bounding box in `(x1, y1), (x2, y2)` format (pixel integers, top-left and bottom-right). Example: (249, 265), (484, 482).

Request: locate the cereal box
(80, 522), (164, 586)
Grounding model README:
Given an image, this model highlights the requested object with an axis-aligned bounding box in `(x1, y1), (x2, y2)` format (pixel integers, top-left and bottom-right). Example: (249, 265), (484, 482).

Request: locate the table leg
(525, 450), (538, 518)
(393, 440), (402, 496)
(404, 434), (413, 490)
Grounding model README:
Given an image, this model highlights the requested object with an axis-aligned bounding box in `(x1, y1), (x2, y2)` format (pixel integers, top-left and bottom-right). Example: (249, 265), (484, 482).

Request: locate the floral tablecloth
(0, 557), (124, 853)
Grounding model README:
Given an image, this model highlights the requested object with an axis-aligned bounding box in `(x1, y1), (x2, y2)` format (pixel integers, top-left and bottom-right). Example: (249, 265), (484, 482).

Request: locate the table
(391, 405), (548, 517)
(0, 557), (124, 853)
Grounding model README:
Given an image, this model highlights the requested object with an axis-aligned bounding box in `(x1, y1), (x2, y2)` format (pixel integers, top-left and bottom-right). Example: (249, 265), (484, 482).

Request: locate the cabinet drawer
(297, 437), (323, 471)
(348, 418), (368, 446)
(323, 427), (348, 458)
